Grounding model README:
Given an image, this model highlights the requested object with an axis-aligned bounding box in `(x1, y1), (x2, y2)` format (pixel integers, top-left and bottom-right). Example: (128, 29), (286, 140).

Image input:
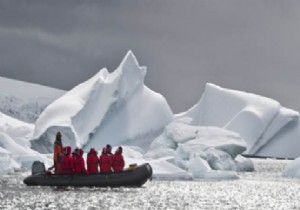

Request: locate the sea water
(0, 159), (299, 210)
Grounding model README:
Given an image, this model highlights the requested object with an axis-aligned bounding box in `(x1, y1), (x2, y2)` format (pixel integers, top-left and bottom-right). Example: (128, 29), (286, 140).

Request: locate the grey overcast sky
(1, 0), (300, 113)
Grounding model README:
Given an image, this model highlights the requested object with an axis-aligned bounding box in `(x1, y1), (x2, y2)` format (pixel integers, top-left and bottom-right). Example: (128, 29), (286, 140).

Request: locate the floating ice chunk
(250, 107), (299, 154)
(188, 157), (238, 180)
(0, 147), (20, 175)
(149, 133), (176, 150)
(0, 112), (34, 148)
(165, 156), (188, 171)
(144, 148), (177, 159)
(234, 155), (254, 172)
(282, 157), (300, 179)
(165, 122), (199, 144)
(174, 126), (246, 159)
(147, 157), (193, 180)
(188, 157), (211, 178)
(199, 148), (237, 171)
(0, 132), (51, 169)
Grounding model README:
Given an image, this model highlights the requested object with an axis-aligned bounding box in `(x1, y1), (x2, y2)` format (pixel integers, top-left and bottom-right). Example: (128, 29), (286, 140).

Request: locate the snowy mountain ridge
(0, 76), (65, 123)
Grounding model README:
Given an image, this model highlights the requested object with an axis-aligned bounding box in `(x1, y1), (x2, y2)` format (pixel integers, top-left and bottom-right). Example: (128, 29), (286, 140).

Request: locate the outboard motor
(32, 161), (46, 175)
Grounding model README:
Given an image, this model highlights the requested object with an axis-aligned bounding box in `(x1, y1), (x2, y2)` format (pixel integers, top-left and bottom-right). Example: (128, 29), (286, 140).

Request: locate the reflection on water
(0, 159), (300, 210)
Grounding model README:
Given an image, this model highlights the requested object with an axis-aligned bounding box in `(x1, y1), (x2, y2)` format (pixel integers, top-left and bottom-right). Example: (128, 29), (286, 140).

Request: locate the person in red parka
(87, 148), (99, 174)
(53, 131), (63, 174)
(73, 149), (88, 175)
(112, 146), (125, 173)
(61, 146), (74, 174)
(106, 144), (113, 155)
(99, 147), (112, 173)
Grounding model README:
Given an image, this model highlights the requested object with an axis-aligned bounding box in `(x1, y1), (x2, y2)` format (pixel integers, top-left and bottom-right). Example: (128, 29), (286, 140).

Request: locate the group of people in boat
(53, 131), (125, 175)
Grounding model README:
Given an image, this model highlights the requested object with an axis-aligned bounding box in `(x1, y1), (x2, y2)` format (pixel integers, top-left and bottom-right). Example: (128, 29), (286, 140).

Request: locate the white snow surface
(143, 121), (250, 179)
(0, 76), (65, 123)
(176, 83), (300, 158)
(31, 51), (173, 153)
(0, 112), (51, 172)
(0, 131), (51, 172)
(282, 157), (300, 179)
(0, 112), (34, 147)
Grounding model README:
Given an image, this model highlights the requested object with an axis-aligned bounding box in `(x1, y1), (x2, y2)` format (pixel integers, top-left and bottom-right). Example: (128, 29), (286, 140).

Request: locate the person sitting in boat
(71, 148), (79, 160)
(73, 149), (88, 175)
(87, 148), (99, 174)
(106, 144), (113, 155)
(112, 146), (125, 173)
(61, 146), (74, 174)
(99, 147), (112, 173)
(53, 131), (63, 174)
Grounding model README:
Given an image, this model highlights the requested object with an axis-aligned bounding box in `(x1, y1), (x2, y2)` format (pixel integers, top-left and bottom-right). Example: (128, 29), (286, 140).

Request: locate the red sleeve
(121, 155), (125, 168)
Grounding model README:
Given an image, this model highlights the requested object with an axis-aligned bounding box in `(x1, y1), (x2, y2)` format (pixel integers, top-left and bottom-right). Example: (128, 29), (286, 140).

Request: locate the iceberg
(0, 136), (51, 174)
(0, 111), (51, 171)
(31, 51), (173, 153)
(282, 157), (300, 179)
(1, 51), (299, 178)
(144, 121), (251, 178)
(0, 147), (21, 175)
(176, 83), (300, 158)
(0, 111), (34, 147)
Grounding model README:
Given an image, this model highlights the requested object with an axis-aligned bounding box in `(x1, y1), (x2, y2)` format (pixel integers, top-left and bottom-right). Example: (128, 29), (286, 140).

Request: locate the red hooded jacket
(99, 148), (112, 173)
(112, 149), (125, 172)
(87, 148), (99, 174)
(73, 149), (88, 175)
(61, 146), (74, 174)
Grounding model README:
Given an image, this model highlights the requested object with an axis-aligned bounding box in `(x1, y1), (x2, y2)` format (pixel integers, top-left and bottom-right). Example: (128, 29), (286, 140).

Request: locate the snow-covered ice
(0, 113), (51, 171)
(282, 157), (300, 179)
(0, 76), (65, 123)
(176, 83), (300, 158)
(31, 51), (173, 153)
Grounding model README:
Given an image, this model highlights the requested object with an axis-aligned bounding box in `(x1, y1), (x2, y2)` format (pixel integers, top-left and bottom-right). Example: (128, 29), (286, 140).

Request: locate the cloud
(1, 0), (300, 112)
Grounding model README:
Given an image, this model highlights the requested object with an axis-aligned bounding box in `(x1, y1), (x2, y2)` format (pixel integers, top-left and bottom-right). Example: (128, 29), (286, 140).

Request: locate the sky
(1, 0), (300, 113)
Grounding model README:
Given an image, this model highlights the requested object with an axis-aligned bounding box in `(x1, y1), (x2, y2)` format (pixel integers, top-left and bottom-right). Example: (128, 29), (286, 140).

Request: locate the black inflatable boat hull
(24, 163), (152, 187)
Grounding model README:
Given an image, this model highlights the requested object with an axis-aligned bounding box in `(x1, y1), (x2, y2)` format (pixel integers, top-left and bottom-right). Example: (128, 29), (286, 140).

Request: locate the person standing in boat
(99, 147), (112, 173)
(53, 131), (63, 174)
(112, 146), (125, 172)
(73, 149), (88, 175)
(87, 148), (99, 174)
(61, 146), (74, 174)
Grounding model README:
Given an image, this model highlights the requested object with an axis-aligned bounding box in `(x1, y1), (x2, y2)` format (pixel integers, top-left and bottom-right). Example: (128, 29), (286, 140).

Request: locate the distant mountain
(0, 76), (65, 123)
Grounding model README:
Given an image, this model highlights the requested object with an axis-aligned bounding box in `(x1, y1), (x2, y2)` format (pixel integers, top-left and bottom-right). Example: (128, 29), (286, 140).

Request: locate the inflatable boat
(24, 161), (152, 187)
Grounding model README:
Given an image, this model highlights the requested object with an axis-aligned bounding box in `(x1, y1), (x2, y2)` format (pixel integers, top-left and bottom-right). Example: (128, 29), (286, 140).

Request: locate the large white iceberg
(31, 51), (173, 153)
(176, 83), (300, 158)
